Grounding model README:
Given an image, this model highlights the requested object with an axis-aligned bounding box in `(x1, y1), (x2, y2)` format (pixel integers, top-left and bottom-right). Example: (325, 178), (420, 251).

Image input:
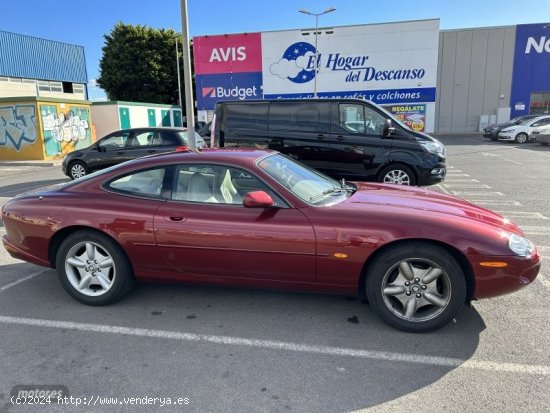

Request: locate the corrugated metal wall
(436, 26), (516, 133)
(0, 30), (87, 83)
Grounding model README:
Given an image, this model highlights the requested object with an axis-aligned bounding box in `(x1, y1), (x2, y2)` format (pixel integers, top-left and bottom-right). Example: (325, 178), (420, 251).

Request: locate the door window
(98, 132), (130, 150)
(338, 104), (385, 135)
(172, 164), (280, 205)
(129, 131), (163, 147)
(269, 102), (329, 133)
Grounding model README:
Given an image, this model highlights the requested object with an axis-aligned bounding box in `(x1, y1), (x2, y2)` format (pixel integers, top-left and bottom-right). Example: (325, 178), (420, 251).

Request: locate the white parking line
(452, 191), (504, 196)
(493, 211), (549, 220)
(468, 200), (522, 206)
(444, 184), (491, 189)
(0, 270), (46, 293)
(443, 178), (480, 183)
(537, 273), (550, 290)
(445, 173), (470, 177)
(0, 315), (548, 376)
(520, 226), (550, 235)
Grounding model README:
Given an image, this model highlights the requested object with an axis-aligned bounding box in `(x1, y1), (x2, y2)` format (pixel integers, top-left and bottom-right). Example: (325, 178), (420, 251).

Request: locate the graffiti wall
(0, 99), (93, 160)
(41, 105), (91, 157)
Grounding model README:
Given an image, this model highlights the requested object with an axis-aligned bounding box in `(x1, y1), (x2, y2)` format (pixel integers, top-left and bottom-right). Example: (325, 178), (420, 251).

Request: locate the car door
(91, 130), (132, 170)
(531, 117), (550, 136)
(125, 129), (163, 160)
(327, 102), (391, 180)
(153, 163), (317, 281)
(268, 102), (332, 174)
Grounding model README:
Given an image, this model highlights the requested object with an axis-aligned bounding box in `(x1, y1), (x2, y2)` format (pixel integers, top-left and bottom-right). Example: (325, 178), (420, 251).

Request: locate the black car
(483, 115), (538, 140)
(62, 127), (206, 179)
(210, 99), (447, 186)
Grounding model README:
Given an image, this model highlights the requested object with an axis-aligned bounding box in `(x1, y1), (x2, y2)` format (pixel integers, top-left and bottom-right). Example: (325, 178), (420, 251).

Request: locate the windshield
(257, 154), (353, 205)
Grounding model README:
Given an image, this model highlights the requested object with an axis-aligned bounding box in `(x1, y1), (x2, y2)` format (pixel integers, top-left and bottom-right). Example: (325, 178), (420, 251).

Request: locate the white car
(498, 115), (550, 143)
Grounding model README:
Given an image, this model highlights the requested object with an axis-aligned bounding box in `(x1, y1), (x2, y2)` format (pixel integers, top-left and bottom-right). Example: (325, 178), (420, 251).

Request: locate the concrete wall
(436, 26), (516, 133)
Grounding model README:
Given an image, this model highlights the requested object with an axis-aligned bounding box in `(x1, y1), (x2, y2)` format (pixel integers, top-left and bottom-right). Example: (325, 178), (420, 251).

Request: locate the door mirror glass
(382, 119), (395, 137)
(243, 191), (275, 208)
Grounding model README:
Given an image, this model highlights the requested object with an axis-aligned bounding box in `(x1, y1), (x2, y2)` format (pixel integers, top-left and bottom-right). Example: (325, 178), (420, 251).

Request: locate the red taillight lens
(175, 146), (189, 152)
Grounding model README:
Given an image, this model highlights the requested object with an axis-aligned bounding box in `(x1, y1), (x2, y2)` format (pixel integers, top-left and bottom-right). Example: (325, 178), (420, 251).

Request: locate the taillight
(175, 146), (189, 152)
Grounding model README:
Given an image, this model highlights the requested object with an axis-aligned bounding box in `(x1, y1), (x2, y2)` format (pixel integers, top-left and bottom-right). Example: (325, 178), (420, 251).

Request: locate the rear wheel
(69, 161), (88, 180)
(378, 164), (416, 186)
(56, 230), (135, 305)
(515, 133), (528, 144)
(365, 242), (466, 332)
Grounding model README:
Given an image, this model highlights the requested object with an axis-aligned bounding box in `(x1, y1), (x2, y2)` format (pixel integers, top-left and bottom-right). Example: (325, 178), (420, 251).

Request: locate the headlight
(508, 233), (534, 257)
(419, 140), (446, 157)
(500, 129), (513, 133)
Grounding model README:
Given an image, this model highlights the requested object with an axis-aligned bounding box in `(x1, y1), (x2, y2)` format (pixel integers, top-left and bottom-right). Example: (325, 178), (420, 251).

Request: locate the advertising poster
(384, 104), (426, 132)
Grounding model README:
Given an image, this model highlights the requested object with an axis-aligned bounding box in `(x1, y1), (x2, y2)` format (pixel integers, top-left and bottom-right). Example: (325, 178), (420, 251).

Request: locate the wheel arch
(48, 226), (130, 270)
(358, 238), (475, 303)
(377, 162), (418, 184)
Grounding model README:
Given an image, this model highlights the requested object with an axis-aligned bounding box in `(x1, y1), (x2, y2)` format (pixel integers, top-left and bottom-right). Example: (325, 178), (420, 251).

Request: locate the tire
(490, 136), (497, 141)
(378, 164), (416, 186)
(365, 242), (466, 333)
(55, 230), (135, 305)
(515, 133), (528, 144)
(68, 161), (89, 180)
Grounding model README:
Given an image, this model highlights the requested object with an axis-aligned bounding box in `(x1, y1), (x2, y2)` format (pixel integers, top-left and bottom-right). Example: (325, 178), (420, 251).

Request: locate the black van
(210, 99), (446, 186)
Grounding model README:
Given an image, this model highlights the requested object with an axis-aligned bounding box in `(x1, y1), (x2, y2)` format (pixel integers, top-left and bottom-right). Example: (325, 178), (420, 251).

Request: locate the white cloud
(269, 58), (302, 79)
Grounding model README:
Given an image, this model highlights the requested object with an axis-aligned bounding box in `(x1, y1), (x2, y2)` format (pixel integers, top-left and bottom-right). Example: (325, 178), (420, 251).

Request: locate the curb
(0, 161), (62, 167)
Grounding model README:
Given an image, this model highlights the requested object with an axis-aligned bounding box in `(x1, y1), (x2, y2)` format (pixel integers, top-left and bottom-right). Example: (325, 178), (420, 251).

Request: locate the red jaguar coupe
(1, 149), (540, 332)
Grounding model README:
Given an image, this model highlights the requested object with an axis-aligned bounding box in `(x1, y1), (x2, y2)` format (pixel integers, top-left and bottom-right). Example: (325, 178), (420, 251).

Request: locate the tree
(97, 22), (186, 106)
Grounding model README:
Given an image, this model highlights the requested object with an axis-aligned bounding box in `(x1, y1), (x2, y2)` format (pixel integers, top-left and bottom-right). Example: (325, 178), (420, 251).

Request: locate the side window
(172, 164), (281, 206)
(108, 168), (165, 197)
(98, 132), (130, 150)
(223, 103), (269, 142)
(338, 104), (386, 136)
(129, 131), (162, 147)
(162, 132), (181, 146)
(269, 102), (329, 133)
(339, 104), (366, 133)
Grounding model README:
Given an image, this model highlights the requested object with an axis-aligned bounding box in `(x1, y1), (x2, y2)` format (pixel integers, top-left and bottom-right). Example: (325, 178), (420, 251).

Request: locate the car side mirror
(382, 118), (395, 137)
(243, 191), (275, 208)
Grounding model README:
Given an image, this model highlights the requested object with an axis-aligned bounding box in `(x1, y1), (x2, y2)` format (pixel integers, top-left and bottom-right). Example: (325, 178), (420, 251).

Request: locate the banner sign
(383, 104), (427, 132)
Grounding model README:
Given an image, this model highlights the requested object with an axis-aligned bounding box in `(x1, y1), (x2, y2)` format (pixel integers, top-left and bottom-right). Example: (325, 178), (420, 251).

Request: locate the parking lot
(0, 135), (549, 412)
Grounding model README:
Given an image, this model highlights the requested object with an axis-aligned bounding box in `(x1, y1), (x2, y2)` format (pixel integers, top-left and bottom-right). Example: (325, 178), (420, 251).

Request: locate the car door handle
(336, 135), (345, 141)
(147, 150), (157, 153)
(117, 151), (125, 155)
(169, 216), (184, 222)
(317, 134), (325, 139)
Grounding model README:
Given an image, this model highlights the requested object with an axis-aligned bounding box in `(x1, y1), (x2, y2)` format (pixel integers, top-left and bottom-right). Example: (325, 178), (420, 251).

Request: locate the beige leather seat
(218, 169), (241, 204)
(187, 172), (218, 203)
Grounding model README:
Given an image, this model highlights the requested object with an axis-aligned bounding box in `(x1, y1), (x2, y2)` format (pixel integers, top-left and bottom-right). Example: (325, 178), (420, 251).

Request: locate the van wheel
(365, 242), (466, 332)
(378, 164), (416, 186)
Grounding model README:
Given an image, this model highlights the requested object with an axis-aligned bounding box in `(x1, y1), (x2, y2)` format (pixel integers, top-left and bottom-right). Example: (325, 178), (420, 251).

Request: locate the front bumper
(470, 251), (541, 299)
(497, 133), (515, 141)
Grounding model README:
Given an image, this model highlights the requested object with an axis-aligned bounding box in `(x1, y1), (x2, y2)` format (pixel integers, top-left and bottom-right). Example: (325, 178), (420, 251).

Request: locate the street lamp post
(179, 0), (196, 150)
(299, 7), (336, 98)
(175, 36), (182, 109)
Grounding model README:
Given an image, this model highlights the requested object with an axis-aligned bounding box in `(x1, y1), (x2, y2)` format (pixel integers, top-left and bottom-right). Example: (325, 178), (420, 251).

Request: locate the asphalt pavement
(0, 136), (548, 412)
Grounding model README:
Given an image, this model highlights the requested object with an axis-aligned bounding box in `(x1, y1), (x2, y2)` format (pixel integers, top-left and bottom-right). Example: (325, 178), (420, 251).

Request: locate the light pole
(175, 36), (182, 109)
(299, 7), (336, 98)
(179, 0), (196, 150)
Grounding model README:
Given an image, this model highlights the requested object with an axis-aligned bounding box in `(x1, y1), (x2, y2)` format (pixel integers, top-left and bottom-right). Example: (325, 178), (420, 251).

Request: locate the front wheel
(515, 133), (528, 144)
(56, 230), (135, 305)
(365, 242), (466, 332)
(378, 164), (416, 186)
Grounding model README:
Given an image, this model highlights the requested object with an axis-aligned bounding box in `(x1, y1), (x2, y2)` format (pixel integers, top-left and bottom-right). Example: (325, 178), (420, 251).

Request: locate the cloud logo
(270, 42), (317, 84)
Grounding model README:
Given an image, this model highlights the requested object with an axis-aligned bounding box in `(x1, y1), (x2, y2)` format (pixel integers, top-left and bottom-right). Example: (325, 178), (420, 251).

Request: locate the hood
(339, 183), (522, 233)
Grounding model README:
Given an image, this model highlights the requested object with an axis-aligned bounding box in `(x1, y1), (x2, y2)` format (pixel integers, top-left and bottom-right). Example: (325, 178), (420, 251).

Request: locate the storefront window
(530, 92), (550, 115)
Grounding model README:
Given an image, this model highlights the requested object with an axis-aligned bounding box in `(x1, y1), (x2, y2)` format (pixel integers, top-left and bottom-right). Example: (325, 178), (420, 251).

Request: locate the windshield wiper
(309, 187), (348, 202)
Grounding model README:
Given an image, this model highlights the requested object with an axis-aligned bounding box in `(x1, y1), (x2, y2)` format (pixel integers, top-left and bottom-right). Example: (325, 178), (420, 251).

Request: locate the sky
(1, 0), (549, 100)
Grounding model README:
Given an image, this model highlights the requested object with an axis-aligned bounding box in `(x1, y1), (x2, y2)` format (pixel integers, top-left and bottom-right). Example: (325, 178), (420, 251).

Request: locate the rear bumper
(470, 252), (541, 299)
(2, 235), (51, 268)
